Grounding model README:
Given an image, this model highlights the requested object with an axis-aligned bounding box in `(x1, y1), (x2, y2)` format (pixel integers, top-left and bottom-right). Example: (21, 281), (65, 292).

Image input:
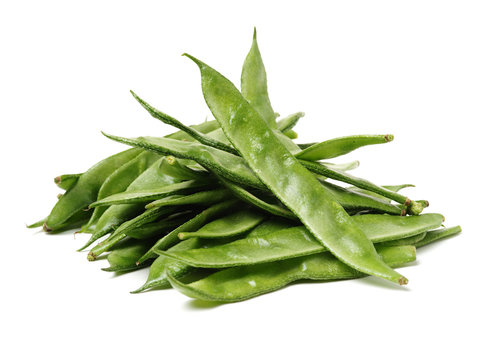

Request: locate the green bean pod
(415, 225), (462, 248)
(136, 199), (239, 264)
(88, 206), (176, 260)
(241, 28), (277, 128)
(45, 148), (142, 231)
(276, 112), (305, 133)
(296, 134), (394, 161)
(102, 237), (156, 272)
(178, 209), (266, 240)
(159, 213), (443, 268)
(165, 245), (416, 302)
(185, 54), (407, 284)
(146, 188), (232, 209)
(132, 218), (292, 293)
(54, 173), (82, 191)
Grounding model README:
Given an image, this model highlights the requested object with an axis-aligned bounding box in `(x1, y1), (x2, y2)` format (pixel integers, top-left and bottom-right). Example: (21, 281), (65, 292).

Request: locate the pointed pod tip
(182, 53), (204, 68)
(87, 252), (97, 261)
(54, 176), (61, 185)
(385, 134), (394, 142)
(253, 27), (257, 40)
(398, 276), (409, 286)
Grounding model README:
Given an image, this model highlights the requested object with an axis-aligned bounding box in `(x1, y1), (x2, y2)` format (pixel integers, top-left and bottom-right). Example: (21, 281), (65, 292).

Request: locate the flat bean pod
(146, 188), (232, 209)
(132, 218), (292, 293)
(165, 245), (416, 302)
(136, 199), (238, 264)
(88, 206), (176, 260)
(186, 54), (407, 284)
(178, 209), (266, 240)
(296, 134), (394, 161)
(54, 173), (82, 191)
(45, 148), (142, 231)
(160, 213), (443, 267)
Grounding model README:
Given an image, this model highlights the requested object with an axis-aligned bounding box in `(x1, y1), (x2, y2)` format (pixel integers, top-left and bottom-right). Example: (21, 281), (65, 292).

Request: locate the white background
(1, 1), (496, 359)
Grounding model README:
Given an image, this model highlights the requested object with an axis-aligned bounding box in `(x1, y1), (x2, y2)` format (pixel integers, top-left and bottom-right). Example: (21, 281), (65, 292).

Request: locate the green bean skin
(136, 199), (238, 264)
(80, 158), (193, 250)
(45, 148), (142, 231)
(160, 213), (443, 268)
(103, 133), (267, 190)
(348, 184), (415, 203)
(380, 232), (427, 247)
(220, 178), (297, 219)
(131, 91), (238, 155)
(415, 225), (462, 248)
(103, 237), (156, 272)
(132, 217), (292, 293)
(322, 182), (403, 215)
(296, 134), (394, 161)
(241, 28), (277, 128)
(300, 160), (411, 207)
(81, 151), (160, 233)
(146, 188), (232, 209)
(54, 173), (82, 191)
(321, 160), (360, 172)
(276, 112), (305, 133)
(124, 216), (191, 240)
(185, 54), (407, 285)
(27, 217), (48, 229)
(178, 209), (266, 240)
(166, 245), (416, 302)
(88, 180), (210, 207)
(88, 206), (175, 260)
(283, 130), (298, 139)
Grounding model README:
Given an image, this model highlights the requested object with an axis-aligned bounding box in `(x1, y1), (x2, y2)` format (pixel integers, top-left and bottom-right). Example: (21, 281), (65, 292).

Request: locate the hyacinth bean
(186, 54), (408, 285)
(124, 215), (192, 240)
(54, 173), (82, 191)
(88, 206), (176, 260)
(102, 237), (156, 272)
(132, 217), (292, 293)
(146, 188), (232, 209)
(89, 180), (211, 207)
(136, 199), (238, 264)
(415, 226), (462, 248)
(178, 209), (266, 240)
(45, 148), (142, 232)
(296, 134), (394, 161)
(165, 245), (416, 302)
(160, 213), (443, 268)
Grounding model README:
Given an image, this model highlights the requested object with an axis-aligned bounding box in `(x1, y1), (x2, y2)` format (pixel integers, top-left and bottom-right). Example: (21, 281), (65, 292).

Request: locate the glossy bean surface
(186, 54), (407, 284)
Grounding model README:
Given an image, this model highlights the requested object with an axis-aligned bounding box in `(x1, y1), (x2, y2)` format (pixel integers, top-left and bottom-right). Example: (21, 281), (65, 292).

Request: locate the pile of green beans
(29, 30), (461, 302)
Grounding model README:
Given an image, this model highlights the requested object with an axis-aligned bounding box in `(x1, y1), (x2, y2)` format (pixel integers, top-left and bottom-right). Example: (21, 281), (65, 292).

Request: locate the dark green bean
(45, 148), (142, 232)
(80, 158), (196, 250)
(165, 245), (416, 302)
(131, 91), (238, 155)
(136, 199), (239, 264)
(146, 188), (232, 209)
(88, 180), (210, 207)
(185, 54), (407, 284)
(88, 206), (176, 260)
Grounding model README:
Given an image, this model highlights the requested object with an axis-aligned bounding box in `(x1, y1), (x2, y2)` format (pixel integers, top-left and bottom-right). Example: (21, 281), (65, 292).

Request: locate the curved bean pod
(415, 225), (462, 248)
(54, 173), (81, 191)
(276, 112), (305, 133)
(87, 206), (176, 260)
(178, 209), (266, 240)
(185, 54), (407, 284)
(165, 245), (416, 302)
(241, 28), (277, 128)
(45, 148), (142, 231)
(145, 188), (232, 209)
(89, 180), (210, 207)
(132, 217), (292, 293)
(296, 134), (394, 161)
(160, 213), (443, 267)
(136, 199), (238, 264)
